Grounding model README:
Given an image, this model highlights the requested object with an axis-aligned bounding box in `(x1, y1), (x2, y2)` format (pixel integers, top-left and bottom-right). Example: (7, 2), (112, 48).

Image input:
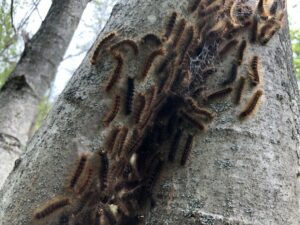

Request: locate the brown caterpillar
(180, 134), (194, 166)
(77, 168), (93, 195)
(236, 40), (247, 66)
(98, 151), (109, 190)
(257, 0), (268, 19)
(156, 51), (177, 74)
(132, 93), (146, 124)
(164, 12), (177, 41)
(178, 26), (194, 61)
(205, 87), (233, 102)
(99, 206), (117, 225)
(185, 97), (214, 120)
(105, 53), (123, 92)
(199, 4), (221, 18)
(140, 48), (164, 79)
(168, 129), (183, 162)
(269, 1), (278, 15)
(103, 95), (121, 127)
(249, 56), (260, 85)
(219, 39), (238, 56)
(105, 127), (121, 154)
(259, 22), (280, 45)
(90, 32), (116, 65)
(222, 62), (238, 86)
(110, 39), (139, 56)
(34, 198), (70, 219)
(250, 16), (258, 43)
(125, 77), (135, 115)
(141, 33), (162, 46)
(181, 111), (206, 131)
(112, 126), (128, 159)
(172, 18), (186, 48)
(239, 89), (263, 119)
(234, 76), (246, 105)
(231, 4), (253, 25)
(69, 154), (89, 189)
(188, 0), (201, 13)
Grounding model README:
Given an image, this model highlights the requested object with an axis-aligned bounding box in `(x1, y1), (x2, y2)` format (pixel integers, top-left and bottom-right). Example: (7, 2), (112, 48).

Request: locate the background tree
(0, 0), (299, 225)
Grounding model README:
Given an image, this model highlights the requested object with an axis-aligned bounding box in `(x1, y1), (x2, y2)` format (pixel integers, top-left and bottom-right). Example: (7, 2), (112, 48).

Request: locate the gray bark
(0, 0), (90, 188)
(0, 0), (299, 225)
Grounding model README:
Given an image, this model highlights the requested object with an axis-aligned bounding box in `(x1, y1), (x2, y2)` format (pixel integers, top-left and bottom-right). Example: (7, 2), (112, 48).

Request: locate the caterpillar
(59, 214), (69, 225)
(204, 87), (233, 102)
(172, 18), (186, 48)
(199, 4), (221, 18)
(34, 198), (70, 219)
(72, 191), (93, 215)
(185, 97), (214, 120)
(69, 154), (89, 189)
(259, 22), (281, 45)
(219, 39), (238, 57)
(257, 0), (267, 19)
(236, 40), (247, 65)
(188, 0), (201, 13)
(231, 4), (253, 25)
(141, 33), (162, 46)
(112, 126), (128, 159)
(110, 39), (139, 56)
(125, 77), (135, 115)
(140, 48), (164, 79)
(222, 62), (238, 86)
(98, 151), (109, 190)
(250, 15), (258, 43)
(164, 12), (177, 41)
(90, 32), (116, 65)
(105, 53), (123, 92)
(105, 127), (121, 154)
(234, 76), (246, 105)
(239, 89), (263, 119)
(180, 134), (194, 166)
(168, 129), (183, 162)
(99, 206), (117, 225)
(132, 93), (146, 124)
(178, 26), (194, 62)
(181, 111), (206, 131)
(249, 56), (260, 85)
(269, 1), (278, 15)
(156, 51), (177, 74)
(77, 168), (93, 195)
(145, 158), (163, 194)
(103, 95), (121, 127)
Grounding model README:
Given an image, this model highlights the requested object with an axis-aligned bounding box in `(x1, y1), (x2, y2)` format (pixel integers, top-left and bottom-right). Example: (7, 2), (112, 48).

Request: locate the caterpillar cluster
(33, 0), (284, 224)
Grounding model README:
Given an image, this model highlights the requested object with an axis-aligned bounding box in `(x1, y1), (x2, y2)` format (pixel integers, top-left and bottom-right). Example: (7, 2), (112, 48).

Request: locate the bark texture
(0, 0), (299, 225)
(0, 0), (90, 188)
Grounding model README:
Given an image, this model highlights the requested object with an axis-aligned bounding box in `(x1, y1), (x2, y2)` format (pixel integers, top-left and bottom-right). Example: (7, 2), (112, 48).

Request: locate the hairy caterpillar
(185, 97), (214, 120)
(172, 18), (186, 48)
(98, 151), (109, 190)
(259, 21), (281, 45)
(181, 111), (206, 131)
(145, 158), (163, 194)
(180, 134), (194, 166)
(103, 95), (121, 127)
(141, 33), (162, 46)
(269, 1), (278, 15)
(77, 168), (93, 195)
(34, 198), (70, 219)
(205, 87), (233, 102)
(222, 62), (238, 86)
(90, 32), (116, 65)
(250, 16), (258, 43)
(99, 206), (117, 225)
(234, 76), (246, 105)
(164, 12), (177, 41)
(132, 93), (146, 124)
(105, 53), (123, 92)
(168, 129), (183, 162)
(249, 56), (260, 85)
(236, 40), (247, 65)
(239, 89), (263, 119)
(69, 154), (89, 189)
(178, 26), (194, 62)
(199, 4), (221, 18)
(110, 39), (139, 56)
(112, 126), (128, 159)
(156, 51), (177, 74)
(72, 191), (93, 215)
(125, 78), (135, 115)
(188, 0), (201, 13)
(141, 48), (164, 79)
(105, 127), (121, 154)
(219, 39), (238, 56)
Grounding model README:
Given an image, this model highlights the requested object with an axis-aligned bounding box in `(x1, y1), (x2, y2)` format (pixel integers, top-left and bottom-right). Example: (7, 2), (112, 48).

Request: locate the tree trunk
(0, 0), (90, 188)
(0, 0), (299, 224)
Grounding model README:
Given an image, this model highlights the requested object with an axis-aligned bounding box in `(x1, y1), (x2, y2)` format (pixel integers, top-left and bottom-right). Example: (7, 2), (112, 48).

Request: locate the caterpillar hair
(168, 129), (183, 162)
(236, 40), (247, 66)
(181, 111), (206, 131)
(249, 56), (260, 85)
(105, 53), (123, 92)
(164, 12), (177, 41)
(90, 32), (116, 65)
(269, 1), (278, 15)
(69, 154), (88, 189)
(178, 26), (194, 61)
(125, 77), (135, 115)
(59, 214), (69, 225)
(219, 39), (238, 57)
(257, 0), (267, 19)
(239, 89), (263, 119)
(77, 168), (93, 195)
(141, 33), (162, 46)
(231, 4), (253, 25)
(132, 93), (146, 124)
(185, 97), (214, 120)
(105, 127), (121, 154)
(222, 61), (238, 86)
(112, 126), (129, 159)
(172, 18), (186, 48)
(146, 85), (158, 109)
(140, 48), (164, 79)
(158, 63), (177, 94)
(205, 87), (233, 102)
(103, 95), (121, 127)
(180, 134), (194, 166)
(250, 16), (258, 43)
(110, 39), (139, 56)
(98, 151), (109, 190)
(234, 76), (246, 105)
(188, 0), (201, 13)
(156, 51), (177, 74)
(34, 198), (70, 219)
(199, 4), (221, 18)
(259, 24), (280, 45)
(72, 191), (93, 215)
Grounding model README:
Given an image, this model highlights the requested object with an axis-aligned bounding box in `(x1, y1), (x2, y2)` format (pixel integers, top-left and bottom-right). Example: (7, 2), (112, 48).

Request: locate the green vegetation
(290, 29), (300, 79)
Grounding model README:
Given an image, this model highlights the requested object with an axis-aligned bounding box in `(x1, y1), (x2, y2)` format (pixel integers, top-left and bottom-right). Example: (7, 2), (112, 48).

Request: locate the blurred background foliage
(291, 29), (300, 79)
